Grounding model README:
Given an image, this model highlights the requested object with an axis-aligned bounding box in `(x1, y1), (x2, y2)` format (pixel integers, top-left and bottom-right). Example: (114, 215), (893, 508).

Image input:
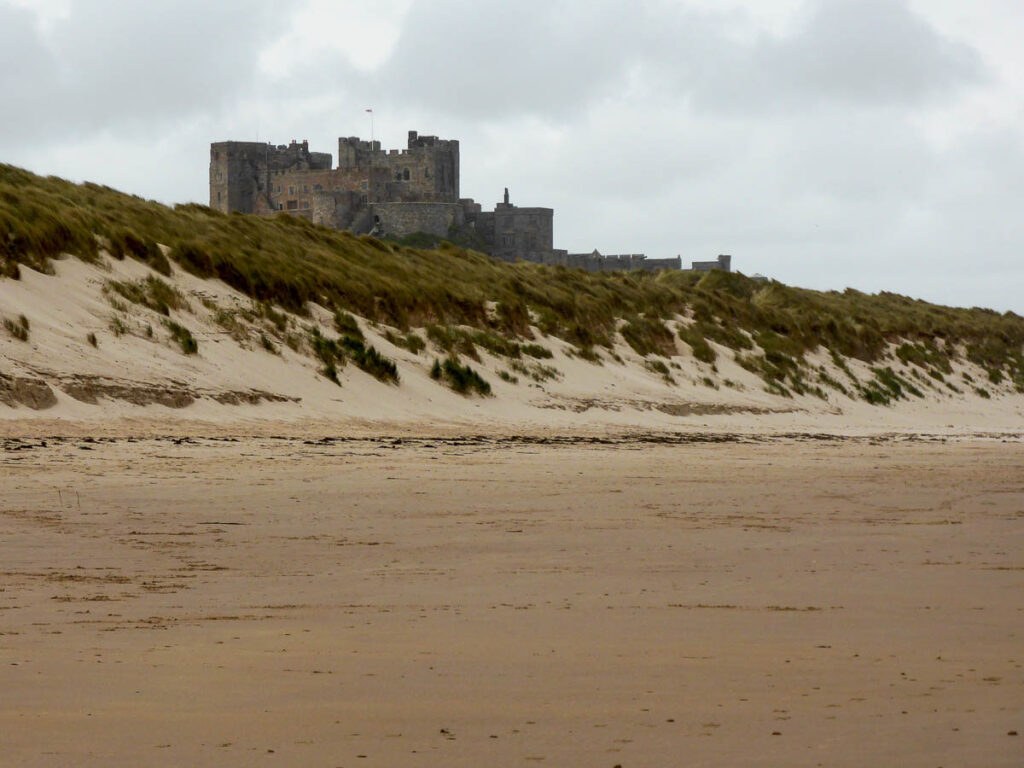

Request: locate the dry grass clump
(333, 310), (363, 339)
(105, 276), (188, 316)
(2, 163), (1023, 400)
(508, 359), (560, 383)
(678, 324), (716, 364)
(309, 326), (398, 385)
(645, 358), (676, 384)
(384, 329), (426, 354)
(3, 314), (29, 342)
(430, 356), (491, 396)
(426, 324), (480, 360)
(107, 230), (171, 275)
(164, 320), (198, 354)
(621, 315), (676, 358)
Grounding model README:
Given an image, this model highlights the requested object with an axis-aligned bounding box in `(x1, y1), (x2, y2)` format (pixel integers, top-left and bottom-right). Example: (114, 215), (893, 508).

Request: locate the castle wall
(262, 166), (389, 215)
(311, 190), (364, 231)
(467, 209), (495, 249)
(338, 131), (459, 202)
(210, 140), (333, 214)
(210, 141), (267, 214)
(371, 202), (465, 239)
(491, 204), (554, 263)
(691, 254), (731, 272)
(556, 252), (682, 272)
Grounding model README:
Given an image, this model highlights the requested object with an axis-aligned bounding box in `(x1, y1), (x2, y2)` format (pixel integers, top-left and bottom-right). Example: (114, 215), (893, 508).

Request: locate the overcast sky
(2, 0), (1022, 312)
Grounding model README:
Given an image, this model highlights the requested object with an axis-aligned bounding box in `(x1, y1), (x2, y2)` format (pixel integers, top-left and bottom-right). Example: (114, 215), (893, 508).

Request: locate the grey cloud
(693, 0), (985, 113)
(0, 0), (280, 146)
(0, 5), (60, 116)
(353, 0), (984, 122)
(362, 0), (687, 119)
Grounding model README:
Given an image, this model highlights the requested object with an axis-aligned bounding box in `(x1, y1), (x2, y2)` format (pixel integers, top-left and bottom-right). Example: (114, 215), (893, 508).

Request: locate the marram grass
(2, 163), (1023, 398)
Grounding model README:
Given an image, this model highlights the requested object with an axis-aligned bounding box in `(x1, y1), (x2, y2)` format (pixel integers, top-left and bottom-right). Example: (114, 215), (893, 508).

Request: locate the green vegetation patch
(621, 315), (676, 358)
(430, 357), (492, 396)
(508, 359), (561, 383)
(3, 314), (29, 342)
(108, 229), (171, 275)
(678, 324), (716, 364)
(333, 310), (363, 339)
(164, 320), (197, 354)
(106, 275), (188, 316)
(308, 326), (398, 384)
(645, 358), (675, 384)
(384, 329), (426, 354)
(340, 334), (399, 384)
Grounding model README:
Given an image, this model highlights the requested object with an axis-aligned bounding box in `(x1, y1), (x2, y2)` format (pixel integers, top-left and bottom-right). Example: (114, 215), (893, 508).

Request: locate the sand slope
(2, 254), (1023, 437)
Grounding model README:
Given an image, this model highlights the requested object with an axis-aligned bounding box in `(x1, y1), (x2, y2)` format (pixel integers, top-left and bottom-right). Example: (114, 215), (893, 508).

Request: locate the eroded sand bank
(2, 436), (1022, 766)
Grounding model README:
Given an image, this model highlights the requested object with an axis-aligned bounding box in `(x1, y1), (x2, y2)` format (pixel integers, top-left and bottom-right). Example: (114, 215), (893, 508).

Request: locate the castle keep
(210, 131), (730, 273)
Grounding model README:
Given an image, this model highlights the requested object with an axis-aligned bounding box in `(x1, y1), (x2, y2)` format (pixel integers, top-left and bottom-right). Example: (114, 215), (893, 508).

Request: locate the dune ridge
(2, 251), (1023, 438)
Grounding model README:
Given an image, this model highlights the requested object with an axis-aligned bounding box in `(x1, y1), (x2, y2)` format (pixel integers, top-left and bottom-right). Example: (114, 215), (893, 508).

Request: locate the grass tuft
(165, 320), (198, 354)
(431, 356), (491, 396)
(106, 276), (188, 316)
(3, 315), (29, 342)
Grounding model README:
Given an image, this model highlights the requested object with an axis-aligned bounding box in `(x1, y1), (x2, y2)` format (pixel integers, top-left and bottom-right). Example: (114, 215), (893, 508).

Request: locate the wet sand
(2, 436), (1022, 766)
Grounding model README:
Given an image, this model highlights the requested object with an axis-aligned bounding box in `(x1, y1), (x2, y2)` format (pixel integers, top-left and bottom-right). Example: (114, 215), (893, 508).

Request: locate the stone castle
(209, 131), (730, 273)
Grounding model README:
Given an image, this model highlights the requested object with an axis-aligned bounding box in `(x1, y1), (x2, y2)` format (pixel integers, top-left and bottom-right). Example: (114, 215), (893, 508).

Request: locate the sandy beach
(2, 433), (1021, 766)
(5, 2), (1024, 764)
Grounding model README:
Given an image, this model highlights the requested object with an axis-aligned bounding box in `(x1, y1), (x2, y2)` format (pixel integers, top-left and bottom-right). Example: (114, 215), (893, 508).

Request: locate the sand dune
(2, 253), (1022, 438)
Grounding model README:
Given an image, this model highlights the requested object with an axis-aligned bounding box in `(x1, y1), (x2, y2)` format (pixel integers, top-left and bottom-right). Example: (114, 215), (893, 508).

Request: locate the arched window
(403, 168), (410, 181)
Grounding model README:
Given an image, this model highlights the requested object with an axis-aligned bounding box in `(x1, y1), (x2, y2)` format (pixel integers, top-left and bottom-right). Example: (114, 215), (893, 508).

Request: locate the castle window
(289, 186), (295, 195)
(303, 185), (309, 193)
(425, 167), (430, 178)
(403, 168), (410, 181)
(502, 233), (515, 247)
(361, 194), (368, 204)
(314, 184), (322, 191)
(275, 185), (281, 194)
(278, 203), (283, 210)
(395, 171), (402, 181)
(360, 181), (368, 191)
(286, 200), (298, 210)
(302, 200), (309, 209)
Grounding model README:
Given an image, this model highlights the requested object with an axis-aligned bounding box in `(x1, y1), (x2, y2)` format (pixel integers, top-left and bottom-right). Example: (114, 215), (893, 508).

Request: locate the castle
(209, 131), (730, 274)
